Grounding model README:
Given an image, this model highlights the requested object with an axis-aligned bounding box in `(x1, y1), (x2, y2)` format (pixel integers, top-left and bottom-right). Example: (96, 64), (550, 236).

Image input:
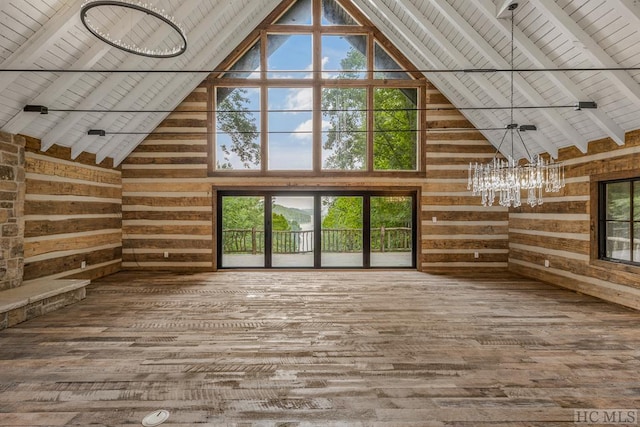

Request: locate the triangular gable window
(211, 0), (425, 174)
(322, 0), (359, 25)
(275, 0), (312, 25)
(374, 41), (411, 80)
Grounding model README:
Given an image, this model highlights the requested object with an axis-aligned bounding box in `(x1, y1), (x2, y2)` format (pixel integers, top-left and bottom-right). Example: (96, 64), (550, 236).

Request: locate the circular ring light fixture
(80, 0), (187, 58)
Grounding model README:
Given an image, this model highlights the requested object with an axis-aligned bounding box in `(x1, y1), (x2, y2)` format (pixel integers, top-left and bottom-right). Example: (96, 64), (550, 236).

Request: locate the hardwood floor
(1, 270), (639, 426)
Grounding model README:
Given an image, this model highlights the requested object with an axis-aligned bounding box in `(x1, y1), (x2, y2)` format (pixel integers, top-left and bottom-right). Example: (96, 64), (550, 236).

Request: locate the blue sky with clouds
(216, 35), (360, 170)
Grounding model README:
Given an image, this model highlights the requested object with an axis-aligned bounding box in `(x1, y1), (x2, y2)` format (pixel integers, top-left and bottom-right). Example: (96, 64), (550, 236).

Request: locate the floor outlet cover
(142, 410), (170, 426)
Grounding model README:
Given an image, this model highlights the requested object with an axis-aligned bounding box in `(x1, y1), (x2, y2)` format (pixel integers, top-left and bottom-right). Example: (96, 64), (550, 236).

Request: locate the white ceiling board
(394, 0), (562, 155)
(472, 0), (625, 145)
(39, 0), (203, 152)
(530, 0), (640, 109)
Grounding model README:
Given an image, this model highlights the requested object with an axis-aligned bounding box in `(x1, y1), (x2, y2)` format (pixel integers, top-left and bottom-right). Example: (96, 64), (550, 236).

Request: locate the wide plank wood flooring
(1, 270), (639, 426)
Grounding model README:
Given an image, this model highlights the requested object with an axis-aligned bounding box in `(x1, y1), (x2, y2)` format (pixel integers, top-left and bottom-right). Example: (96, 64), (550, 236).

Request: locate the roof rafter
(41, 0), (203, 153)
(354, 0), (543, 161)
(384, 0), (556, 158)
(528, 0), (640, 111)
(470, 0), (625, 146)
(426, 0), (588, 153)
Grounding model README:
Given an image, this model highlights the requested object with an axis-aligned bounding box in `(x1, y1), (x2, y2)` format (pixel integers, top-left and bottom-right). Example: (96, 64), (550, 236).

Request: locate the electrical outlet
(163, 251), (169, 258)
(544, 259), (550, 268)
(474, 252), (479, 259)
(432, 216), (437, 223)
(81, 261), (86, 269)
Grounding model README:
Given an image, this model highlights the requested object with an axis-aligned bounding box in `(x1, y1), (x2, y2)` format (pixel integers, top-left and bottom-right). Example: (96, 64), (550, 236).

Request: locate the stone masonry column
(0, 131), (26, 292)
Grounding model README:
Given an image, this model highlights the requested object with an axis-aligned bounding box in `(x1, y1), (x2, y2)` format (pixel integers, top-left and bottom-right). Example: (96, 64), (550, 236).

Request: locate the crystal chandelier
(468, 150), (565, 208)
(467, 3), (565, 208)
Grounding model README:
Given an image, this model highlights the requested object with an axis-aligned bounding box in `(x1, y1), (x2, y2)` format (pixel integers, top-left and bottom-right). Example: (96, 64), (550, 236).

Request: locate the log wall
(509, 129), (640, 310)
(121, 83), (505, 271)
(422, 83), (509, 272)
(121, 86), (213, 270)
(23, 137), (122, 281)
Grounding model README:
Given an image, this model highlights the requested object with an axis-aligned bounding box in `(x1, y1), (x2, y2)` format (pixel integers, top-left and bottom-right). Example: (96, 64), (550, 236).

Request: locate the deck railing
(605, 236), (640, 260)
(222, 227), (411, 254)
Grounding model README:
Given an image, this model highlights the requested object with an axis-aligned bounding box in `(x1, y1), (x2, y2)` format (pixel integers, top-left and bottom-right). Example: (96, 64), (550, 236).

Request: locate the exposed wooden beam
(470, 0), (625, 146)
(354, 0), (541, 161)
(426, 0), (588, 153)
(0, 2), (77, 94)
(40, 0), (203, 153)
(529, 0), (640, 109)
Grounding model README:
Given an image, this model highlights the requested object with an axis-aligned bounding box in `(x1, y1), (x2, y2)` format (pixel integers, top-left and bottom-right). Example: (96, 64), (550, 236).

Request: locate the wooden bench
(0, 279), (90, 330)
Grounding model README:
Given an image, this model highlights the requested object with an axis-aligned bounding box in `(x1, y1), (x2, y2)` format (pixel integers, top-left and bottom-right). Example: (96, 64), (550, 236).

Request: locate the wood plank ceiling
(1, 0), (639, 165)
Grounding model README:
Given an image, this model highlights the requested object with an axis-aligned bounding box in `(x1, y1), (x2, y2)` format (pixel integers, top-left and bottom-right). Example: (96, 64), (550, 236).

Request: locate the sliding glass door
(321, 196), (364, 267)
(272, 196), (315, 268)
(370, 196), (413, 267)
(218, 191), (415, 269)
(220, 195), (265, 268)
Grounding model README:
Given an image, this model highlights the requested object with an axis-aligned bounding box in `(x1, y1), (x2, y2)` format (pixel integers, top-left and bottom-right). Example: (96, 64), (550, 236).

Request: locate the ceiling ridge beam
(388, 0), (557, 158)
(470, 0), (625, 146)
(354, 0), (543, 160)
(105, 0), (283, 165)
(0, 2), (77, 94)
(528, 0), (640, 109)
(425, 0), (588, 153)
(40, 0), (203, 153)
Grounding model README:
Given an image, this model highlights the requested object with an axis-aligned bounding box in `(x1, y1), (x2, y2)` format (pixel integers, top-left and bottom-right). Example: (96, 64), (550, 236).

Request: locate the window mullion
(367, 87), (374, 172)
(313, 5), (321, 173)
(260, 31), (268, 174)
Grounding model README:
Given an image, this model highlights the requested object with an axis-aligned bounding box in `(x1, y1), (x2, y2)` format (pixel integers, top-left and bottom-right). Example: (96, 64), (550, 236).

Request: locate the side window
(600, 179), (640, 264)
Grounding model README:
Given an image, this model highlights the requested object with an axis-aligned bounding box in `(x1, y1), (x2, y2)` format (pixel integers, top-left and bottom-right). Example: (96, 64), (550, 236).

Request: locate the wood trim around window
(206, 0), (427, 177)
(589, 170), (640, 274)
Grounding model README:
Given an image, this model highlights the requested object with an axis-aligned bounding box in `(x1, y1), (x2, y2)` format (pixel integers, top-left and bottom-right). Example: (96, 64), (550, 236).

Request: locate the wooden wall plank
(25, 201), (121, 215)
(25, 218), (122, 238)
(23, 141), (122, 282)
(26, 179), (121, 198)
(25, 232), (121, 258)
(24, 247), (122, 281)
(509, 129), (640, 310)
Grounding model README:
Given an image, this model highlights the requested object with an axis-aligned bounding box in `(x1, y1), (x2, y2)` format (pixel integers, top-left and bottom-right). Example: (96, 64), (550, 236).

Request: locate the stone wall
(0, 131), (25, 292)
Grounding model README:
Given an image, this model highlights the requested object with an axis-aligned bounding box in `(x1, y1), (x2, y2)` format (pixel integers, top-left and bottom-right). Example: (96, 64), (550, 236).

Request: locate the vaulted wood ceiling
(1, 0), (639, 165)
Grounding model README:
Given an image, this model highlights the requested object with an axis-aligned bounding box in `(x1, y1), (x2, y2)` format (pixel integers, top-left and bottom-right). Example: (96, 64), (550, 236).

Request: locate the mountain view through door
(218, 192), (415, 269)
